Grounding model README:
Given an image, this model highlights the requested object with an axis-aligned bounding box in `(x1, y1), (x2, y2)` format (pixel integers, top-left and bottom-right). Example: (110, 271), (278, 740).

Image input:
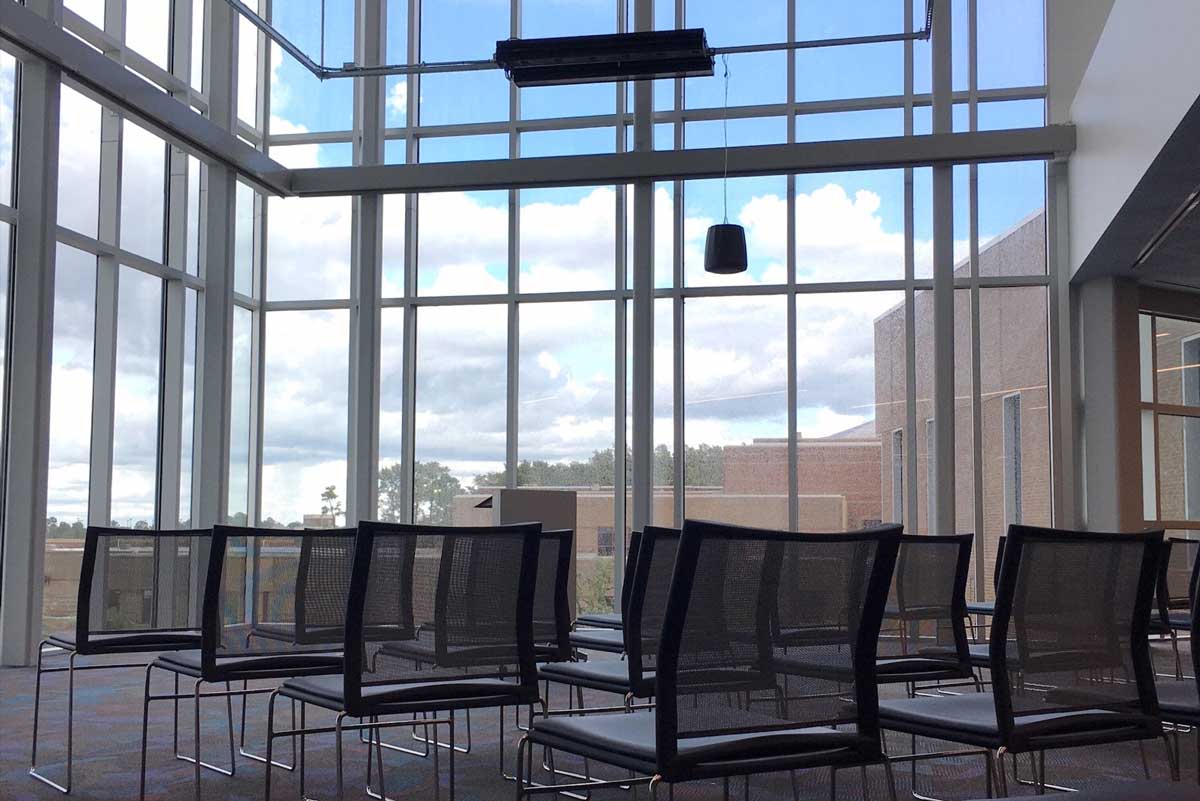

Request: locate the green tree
(320, 485), (343, 526)
(414, 461), (462, 525)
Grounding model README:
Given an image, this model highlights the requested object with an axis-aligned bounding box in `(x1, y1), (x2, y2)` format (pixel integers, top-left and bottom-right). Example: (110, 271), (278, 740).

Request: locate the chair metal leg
(994, 748), (1008, 797)
(29, 644), (74, 794)
(239, 679), (296, 770)
(335, 712), (347, 801)
(882, 755), (900, 801)
(264, 690), (278, 801)
(1163, 733), (1180, 782)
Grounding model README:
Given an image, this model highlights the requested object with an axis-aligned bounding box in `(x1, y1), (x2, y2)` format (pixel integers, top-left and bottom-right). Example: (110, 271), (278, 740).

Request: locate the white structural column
(1046, 160), (1079, 527)
(930, 0), (957, 534)
(194, 0), (240, 528)
(346, 0), (385, 523)
(0, 0), (63, 667)
(629, 0), (654, 531)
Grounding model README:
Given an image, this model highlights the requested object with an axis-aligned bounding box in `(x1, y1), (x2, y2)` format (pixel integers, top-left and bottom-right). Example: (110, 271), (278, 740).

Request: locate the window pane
(417, 191), (507, 296)
(179, 289), (198, 527)
(120, 121), (167, 262)
(978, 161), (1046, 275)
(417, 134), (508, 164)
(685, 175), (786, 287)
(979, 286), (1050, 578)
(269, 142), (353, 169)
(44, 245), (97, 635)
(125, 0), (170, 69)
(686, 53), (786, 108)
(58, 86), (102, 239)
(191, 0), (205, 91)
(0, 224), (8, 446)
(684, 295), (788, 528)
(235, 181), (256, 296)
(795, 170), (905, 283)
(801, 291), (905, 531)
(1, 51), (15, 207)
(111, 267), (162, 527)
(269, 53), (354, 134)
(519, 187), (616, 292)
(261, 310), (350, 527)
(1155, 316), (1200, 408)
(238, 7), (260, 126)
(795, 43), (904, 102)
(381, 194), (407, 298)
(419, 71), (510, 126)
(414, 304), (507, 519)
(228, 306), (253, 523)
(378, 308), (407, 522)
(522, 128), (616, 158)
(186, 157), (201, 274)
(518, 301), (616, 613)
(978, 0), (1045, 90)
(794, 108), (905, 143)
(66, 0), (105, 28)
(266, 196), (351, 300)
(1158, 415), (1200, 522)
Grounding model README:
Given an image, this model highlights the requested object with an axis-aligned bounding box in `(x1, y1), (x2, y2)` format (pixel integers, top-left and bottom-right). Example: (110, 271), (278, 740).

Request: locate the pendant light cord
(721, 54), (730, 223)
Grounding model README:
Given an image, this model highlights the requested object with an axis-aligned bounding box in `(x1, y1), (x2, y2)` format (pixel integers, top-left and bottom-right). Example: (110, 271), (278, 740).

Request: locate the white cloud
(387, 80), (408, 116)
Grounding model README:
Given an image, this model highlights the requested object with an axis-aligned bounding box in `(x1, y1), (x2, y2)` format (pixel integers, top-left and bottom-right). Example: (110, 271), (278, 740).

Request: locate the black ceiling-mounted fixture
(494, 29), (713, 87)
(704, 55), (747, 275)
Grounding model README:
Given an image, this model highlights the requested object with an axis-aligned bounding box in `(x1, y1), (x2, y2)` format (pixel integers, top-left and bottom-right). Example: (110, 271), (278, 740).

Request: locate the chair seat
(1166, 611), (1191, 631)
(531, 710), (868, 774)
(965, 779), (1197, 801)
(47, 630), (201, 656)
(568, 628), (625, 653)
(1155, 679), (1200, 724)
(574, 612), (623, 630)
(153, 648), (342, 681)
(539, 658), (655, 697)
(880, 693), (1151, 749)
(378, 638), (524, 666)
(965, 601), (994, 616)
(280, 673), (531, 715)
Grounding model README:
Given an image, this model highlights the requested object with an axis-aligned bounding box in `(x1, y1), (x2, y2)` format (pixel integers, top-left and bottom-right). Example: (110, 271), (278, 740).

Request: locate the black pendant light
(705, 55), (747, 274)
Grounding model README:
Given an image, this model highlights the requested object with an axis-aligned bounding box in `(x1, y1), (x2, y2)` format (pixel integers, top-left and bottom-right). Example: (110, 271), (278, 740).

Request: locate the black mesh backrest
(1191, 572), (1200, 683)
(535, 529), (573, 660)
(619, 530), (644, 617)
(76, 526), (210, 649)
(202, 526), (359, 672)
(993, 534), (1007, 591)
(991, 524), (1163, 736)
(624, 526), (681, 688)
(879, 534), (972, 668)
(1166, 537), (1199, 608)
(343, 521), (541, 716)
(654, 520), (901, 772)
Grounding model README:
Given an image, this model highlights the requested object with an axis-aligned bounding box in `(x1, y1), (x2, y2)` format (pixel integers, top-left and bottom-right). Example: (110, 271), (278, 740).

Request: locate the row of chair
(28, 520), (1200, 800)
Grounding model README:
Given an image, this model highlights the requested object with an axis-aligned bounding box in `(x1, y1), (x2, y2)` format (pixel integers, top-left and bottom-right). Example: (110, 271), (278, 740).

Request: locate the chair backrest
(1191, 569), (1200, 685)
(1166, 536), (1199, 608)
(343, 521), (541, 715)
(990, 524), (1163, 736)
(992, 534), (1007, 592)
(653, 519), (901, 774)
(75, 526), (210, 649)
(880, 534), (973, 668)
(535, 529), (573, 661)
(619, 530), (644, 617)
(202, 526), (361, 672)
(624, 526), (681, 689)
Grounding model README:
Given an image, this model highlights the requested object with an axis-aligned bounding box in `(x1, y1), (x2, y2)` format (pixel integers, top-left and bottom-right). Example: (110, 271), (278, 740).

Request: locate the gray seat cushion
(539, 659), (654, 697)
(575, 612), (623, 630)
(48, 630), (200, 655)
(281, 673), (528, 713)
(154, 648), (342, 680)
(532, 710), (864, 767)
(1155, 679), (1200, 723)
(569, 628), (625, 653)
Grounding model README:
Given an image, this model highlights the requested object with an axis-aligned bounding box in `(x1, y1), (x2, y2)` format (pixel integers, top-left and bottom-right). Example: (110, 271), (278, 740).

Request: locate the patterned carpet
(1, 643), (1195, 801)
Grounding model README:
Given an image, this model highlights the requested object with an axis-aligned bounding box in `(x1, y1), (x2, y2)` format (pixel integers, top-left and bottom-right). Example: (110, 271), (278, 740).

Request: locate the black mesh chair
(539, 526), (680, 707)
(965, 534), (1005, 619)
(1164, 536), (1198, 632)
(30, 526), (209, 794)
(1155, 543), (1200, 784)
(778, 533), (975, 690)
(574, 530), (642, 631)
(265, 520), (542, 801)
(515, 520), (902, 799)
(139, 526), (354, 801)
(878, 524), (1173, 797)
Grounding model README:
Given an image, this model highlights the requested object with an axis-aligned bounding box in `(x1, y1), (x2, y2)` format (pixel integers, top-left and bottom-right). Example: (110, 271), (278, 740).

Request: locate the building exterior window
(925, 418), (936, 531)
(1003, 394), (1023, 526)
(1139, 314), (1200, 532)
(596, 527), (615, 558)
(891, 429), (904, 525)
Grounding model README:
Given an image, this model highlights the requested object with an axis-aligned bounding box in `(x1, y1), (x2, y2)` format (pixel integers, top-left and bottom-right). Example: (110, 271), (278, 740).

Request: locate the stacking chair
(874, 534), (977, 689)
(265, 520), (543, 801)
(573, 530), (642, 631)
(1164, 536), (1198, 633)
(139, 526), (354, 801)
(878, 524), (1174, 797)
(1150, 538), (1188, 678)
(1155, 545), (1200, 783)
(965, 535), (1005, 620)
(515, 520), (903, 799)
(539, 526), (680, 707)
(31, 526), (210, 794)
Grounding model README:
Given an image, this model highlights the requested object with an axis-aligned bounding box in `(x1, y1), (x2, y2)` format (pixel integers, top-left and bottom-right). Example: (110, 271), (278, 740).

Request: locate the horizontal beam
(289, 125), (1076, 196)
(0, 1), (291, 196)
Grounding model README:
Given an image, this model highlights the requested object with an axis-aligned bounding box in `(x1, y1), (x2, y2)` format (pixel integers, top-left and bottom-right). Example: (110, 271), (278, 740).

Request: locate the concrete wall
(1067, 0), (1200, 275)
